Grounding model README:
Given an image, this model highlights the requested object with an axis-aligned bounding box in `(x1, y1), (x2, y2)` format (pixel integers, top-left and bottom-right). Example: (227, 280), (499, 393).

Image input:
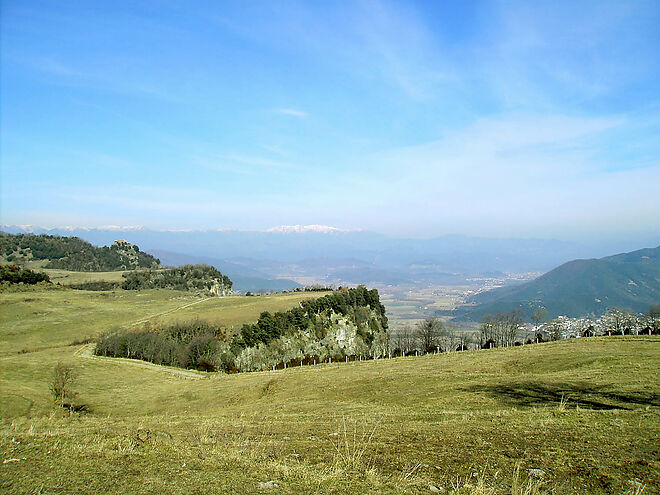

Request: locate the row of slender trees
(390, 302), (660, 355)
(390, 318), (473, 355)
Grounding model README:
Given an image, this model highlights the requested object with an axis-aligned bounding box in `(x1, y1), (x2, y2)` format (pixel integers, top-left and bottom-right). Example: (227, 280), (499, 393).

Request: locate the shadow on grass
(465, 382), (659, 410)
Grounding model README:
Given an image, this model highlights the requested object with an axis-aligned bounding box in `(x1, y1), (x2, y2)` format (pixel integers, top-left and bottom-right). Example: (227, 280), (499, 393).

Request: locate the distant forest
(121, 264), (232, 295)
(0, 233), (160, 271)
(96, 286), (388, 372)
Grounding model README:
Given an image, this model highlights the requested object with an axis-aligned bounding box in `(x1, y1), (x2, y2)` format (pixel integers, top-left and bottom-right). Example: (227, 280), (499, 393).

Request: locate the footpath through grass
(0, 288), (329, 355)
(1, 287), (658, 494)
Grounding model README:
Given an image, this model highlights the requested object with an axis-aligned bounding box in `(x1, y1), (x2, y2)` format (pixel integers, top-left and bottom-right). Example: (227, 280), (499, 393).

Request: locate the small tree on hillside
(532, 306), (547, 334)
(50, 362), (77, 414)
(415, 318), (444, 353)
(394, 326), (415, 355)
(546, 319), (564, 341)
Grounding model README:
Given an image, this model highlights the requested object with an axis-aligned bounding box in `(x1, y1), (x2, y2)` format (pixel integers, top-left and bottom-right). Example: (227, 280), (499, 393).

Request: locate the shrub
(67, 281), (120, 291)
(0, 263), (50, 285)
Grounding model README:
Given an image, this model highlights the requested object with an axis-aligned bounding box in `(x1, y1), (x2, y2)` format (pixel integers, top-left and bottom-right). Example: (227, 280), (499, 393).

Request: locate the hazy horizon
(2, 1), (659, 242)
(3, 221), (659, 247)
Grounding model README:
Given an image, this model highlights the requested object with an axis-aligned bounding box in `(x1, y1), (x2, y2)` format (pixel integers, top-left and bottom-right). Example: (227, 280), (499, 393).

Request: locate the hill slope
(0, 233), (160, 271)
(1, 284), (658, 493)
(453, 245), (660, 320)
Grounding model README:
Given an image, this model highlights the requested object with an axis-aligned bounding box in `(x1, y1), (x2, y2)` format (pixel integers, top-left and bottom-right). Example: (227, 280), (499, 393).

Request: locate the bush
(0, 263), (50, 285)
(67, 281), (120, 291)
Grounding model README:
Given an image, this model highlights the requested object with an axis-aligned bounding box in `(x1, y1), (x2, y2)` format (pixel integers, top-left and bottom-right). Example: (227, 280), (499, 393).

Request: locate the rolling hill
(0, 233), (160, 271)
(452, 245), (660, 321)
(1, 283), (658, 493)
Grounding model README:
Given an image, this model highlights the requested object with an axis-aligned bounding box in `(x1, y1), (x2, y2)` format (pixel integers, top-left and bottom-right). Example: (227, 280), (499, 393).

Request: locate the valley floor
(1, 288), (659, 494)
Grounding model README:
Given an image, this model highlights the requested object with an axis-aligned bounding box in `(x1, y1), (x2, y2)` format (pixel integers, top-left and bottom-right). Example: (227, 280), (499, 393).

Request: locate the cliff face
(208, 279), (232, 297)
(234, 307), (389, 372)
(111, 240), (159, 270)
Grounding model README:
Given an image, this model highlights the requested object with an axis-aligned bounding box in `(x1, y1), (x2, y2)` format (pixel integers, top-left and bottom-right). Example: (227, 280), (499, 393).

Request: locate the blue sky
(1, 0), (659, 241)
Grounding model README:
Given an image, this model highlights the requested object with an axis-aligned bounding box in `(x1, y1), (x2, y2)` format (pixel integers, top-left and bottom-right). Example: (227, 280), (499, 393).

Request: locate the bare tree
(544, 318), (564, 341)
(480, 314), (496, 347)
(50, 362), (77, 414)
(456, 331), (472, 351)
(415, 318), (444, 353)
(392, 326), (415, 356)
(480, 311), (523, 347)
(531, 306), (547, 337)
(442, 325), (461, 352)
(603, 308), (637, 335)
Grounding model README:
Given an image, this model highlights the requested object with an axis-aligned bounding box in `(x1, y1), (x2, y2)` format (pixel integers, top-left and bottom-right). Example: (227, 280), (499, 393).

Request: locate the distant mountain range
(450, 246), (660, 321)
(3, 225), (658, 292)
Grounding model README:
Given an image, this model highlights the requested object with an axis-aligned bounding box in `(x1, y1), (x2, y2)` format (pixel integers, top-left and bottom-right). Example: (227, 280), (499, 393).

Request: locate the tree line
(96, 320), (225, 371)
(390, 318), (472, 355)
(390, 302), (660, 356)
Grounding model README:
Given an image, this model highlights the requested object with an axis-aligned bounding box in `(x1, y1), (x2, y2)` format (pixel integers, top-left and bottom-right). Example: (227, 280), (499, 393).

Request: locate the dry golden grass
(1, 287), (659, 494)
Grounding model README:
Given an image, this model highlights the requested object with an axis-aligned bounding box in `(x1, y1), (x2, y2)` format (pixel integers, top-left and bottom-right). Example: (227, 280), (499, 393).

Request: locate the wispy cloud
(276, 112), (658, 238)
(212, 2), (452, 100)
(273, 108), (308, 118)
(191, 153), (299, 176)
(3, 1), (659, 240)
(8, 54), (184, 102)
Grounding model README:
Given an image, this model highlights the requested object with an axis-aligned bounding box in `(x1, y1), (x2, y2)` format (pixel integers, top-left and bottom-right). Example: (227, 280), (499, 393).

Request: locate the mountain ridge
(451, 245), (660, 321)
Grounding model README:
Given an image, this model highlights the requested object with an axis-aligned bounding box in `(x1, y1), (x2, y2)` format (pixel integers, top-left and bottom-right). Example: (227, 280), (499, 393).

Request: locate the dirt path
(75, 343), (207, 379)
(70, 297), (218, 379)
(129, 296), (213, 326)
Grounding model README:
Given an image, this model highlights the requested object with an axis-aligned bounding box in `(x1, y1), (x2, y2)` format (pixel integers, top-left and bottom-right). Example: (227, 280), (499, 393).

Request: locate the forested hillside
(96, 286), (388, 372)
(453, 245), (660, 320)
(0, 233), (160, 271)
(121, 264), (232, 295)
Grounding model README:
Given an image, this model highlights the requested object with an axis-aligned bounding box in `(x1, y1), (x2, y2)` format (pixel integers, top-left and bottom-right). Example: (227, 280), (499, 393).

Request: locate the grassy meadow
(1, 284), (659, 494)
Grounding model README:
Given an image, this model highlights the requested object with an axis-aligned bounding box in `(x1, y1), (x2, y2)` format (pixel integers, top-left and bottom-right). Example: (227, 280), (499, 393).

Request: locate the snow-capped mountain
(266, 224), (355, 234)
